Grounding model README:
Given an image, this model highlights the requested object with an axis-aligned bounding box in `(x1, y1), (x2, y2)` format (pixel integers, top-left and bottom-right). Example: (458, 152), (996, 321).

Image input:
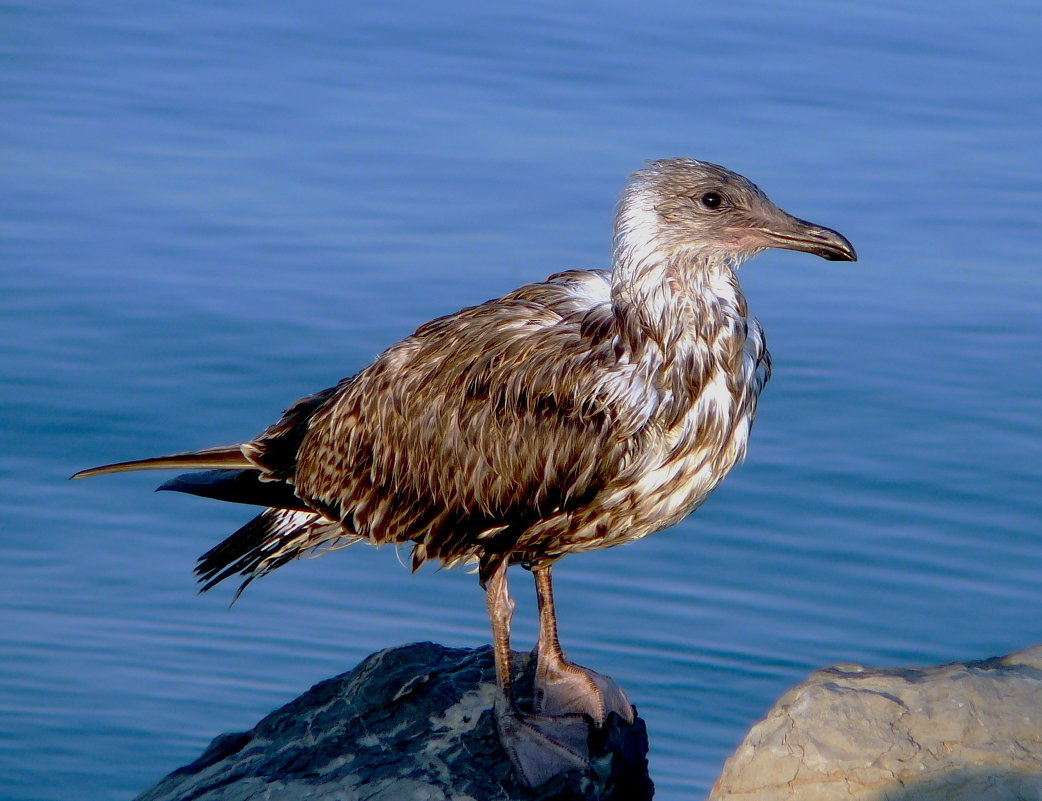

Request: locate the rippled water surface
(3, 2), (1042, 798)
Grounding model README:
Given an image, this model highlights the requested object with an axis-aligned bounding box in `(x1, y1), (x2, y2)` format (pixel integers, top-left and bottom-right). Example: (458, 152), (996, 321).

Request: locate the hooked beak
(758, 213), (858, 262)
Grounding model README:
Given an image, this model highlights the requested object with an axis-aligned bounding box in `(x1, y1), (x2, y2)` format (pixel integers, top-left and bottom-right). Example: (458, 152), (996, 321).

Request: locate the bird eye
(700, 192), (723, 209)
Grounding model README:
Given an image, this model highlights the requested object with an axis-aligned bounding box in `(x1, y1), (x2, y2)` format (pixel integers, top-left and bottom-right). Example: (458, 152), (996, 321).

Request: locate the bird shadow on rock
(861, 767), (1042, 801)
(135, 641), (654, 801)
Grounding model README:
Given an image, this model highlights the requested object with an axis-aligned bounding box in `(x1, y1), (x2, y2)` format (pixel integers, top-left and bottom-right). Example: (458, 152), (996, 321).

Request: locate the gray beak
(761, 214), (858, 262)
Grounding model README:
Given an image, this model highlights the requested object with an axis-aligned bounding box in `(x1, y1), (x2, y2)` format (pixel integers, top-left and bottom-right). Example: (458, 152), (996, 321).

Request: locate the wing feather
(288, 271), (659, 572)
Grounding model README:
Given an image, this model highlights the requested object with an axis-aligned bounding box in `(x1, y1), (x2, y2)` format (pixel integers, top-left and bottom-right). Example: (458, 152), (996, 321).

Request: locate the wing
(288, 270), (660, 578)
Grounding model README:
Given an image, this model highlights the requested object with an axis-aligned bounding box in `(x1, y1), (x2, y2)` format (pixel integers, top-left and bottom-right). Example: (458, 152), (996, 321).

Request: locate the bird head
(614, 158), (857, 269)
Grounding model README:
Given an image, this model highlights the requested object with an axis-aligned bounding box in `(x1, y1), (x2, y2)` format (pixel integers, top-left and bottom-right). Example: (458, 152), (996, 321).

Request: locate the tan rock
(710, 646), (1042, 801)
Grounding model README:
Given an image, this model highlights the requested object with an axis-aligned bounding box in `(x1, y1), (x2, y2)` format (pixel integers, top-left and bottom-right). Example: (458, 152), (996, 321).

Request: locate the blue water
(3, 2), (1042, 798)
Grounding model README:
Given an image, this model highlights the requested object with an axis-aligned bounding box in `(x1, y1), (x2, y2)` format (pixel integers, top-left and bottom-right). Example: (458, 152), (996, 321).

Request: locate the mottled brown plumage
(74, 158), (856, 785)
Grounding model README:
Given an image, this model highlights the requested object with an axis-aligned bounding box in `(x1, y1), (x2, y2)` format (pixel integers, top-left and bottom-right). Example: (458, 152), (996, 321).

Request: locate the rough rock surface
(135, 641), (652, 801)
(710, 645), (1042, 801)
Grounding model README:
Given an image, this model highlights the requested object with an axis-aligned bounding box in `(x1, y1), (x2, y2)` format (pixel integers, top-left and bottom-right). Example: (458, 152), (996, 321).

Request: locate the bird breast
(528, 273), (768, 562)
(598, 319), (765, 550)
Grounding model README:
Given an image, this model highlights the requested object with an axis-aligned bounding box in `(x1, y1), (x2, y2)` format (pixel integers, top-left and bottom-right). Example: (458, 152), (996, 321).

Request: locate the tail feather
(157, 469), (310, 511)
(71, 445), (253, 480)
(196, 507), (358, 600)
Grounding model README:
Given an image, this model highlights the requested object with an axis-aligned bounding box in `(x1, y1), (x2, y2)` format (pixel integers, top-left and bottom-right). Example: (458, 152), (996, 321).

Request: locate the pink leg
(532, 564), (633, 723)
(485, 560), (590, 787)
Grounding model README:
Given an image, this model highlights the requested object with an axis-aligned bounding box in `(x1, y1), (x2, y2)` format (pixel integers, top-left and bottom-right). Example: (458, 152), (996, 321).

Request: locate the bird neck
(609, 229), (748, 365)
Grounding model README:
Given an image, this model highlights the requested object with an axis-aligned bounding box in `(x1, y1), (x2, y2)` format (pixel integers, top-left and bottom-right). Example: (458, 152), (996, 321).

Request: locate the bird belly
(523, 350), (761, 563)
(624, 408), (752, 542)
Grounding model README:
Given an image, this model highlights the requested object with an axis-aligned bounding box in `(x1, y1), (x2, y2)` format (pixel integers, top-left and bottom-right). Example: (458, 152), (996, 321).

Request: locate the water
(3, 2), (1041, 798)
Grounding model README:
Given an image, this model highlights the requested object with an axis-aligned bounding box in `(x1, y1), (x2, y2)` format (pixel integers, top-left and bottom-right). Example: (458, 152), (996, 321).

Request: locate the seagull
(73, 159), (856, 786)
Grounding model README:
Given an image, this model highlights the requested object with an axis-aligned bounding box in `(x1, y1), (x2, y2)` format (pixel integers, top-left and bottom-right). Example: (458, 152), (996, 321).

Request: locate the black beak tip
(815, 230), (857, 262)
(826, 245), (857, 262)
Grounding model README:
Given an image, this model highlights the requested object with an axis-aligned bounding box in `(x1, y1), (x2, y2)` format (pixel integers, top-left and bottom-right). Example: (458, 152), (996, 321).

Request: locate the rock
(710, 645), (1042, 801)
(135, 641), (652, 801)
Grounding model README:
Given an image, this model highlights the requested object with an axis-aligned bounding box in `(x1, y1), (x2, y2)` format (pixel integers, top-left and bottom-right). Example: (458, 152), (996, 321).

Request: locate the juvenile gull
(74, 159), (856, 786)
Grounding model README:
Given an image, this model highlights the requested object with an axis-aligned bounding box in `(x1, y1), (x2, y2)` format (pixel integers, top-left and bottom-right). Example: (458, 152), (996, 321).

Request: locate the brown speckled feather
(290, 271), (657, 579)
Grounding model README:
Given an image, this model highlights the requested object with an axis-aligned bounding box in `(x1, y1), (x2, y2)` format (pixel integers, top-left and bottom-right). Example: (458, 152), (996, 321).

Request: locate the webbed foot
(496, 699), (591, 787)
(534, 656), (634, 724)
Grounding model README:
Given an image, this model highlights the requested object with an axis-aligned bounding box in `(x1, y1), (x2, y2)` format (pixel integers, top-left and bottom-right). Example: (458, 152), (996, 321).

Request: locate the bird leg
(532, 564), (634, 724)
(486, 560), (590, 787)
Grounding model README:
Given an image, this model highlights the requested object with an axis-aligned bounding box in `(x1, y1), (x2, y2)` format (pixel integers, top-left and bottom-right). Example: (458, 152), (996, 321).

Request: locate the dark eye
(700, 191), (723, 209)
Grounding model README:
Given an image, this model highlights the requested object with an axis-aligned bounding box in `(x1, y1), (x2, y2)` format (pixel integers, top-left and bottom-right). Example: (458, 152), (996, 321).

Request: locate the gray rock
(135, 641), (652, 801)
(710, 645), (1042, 801)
